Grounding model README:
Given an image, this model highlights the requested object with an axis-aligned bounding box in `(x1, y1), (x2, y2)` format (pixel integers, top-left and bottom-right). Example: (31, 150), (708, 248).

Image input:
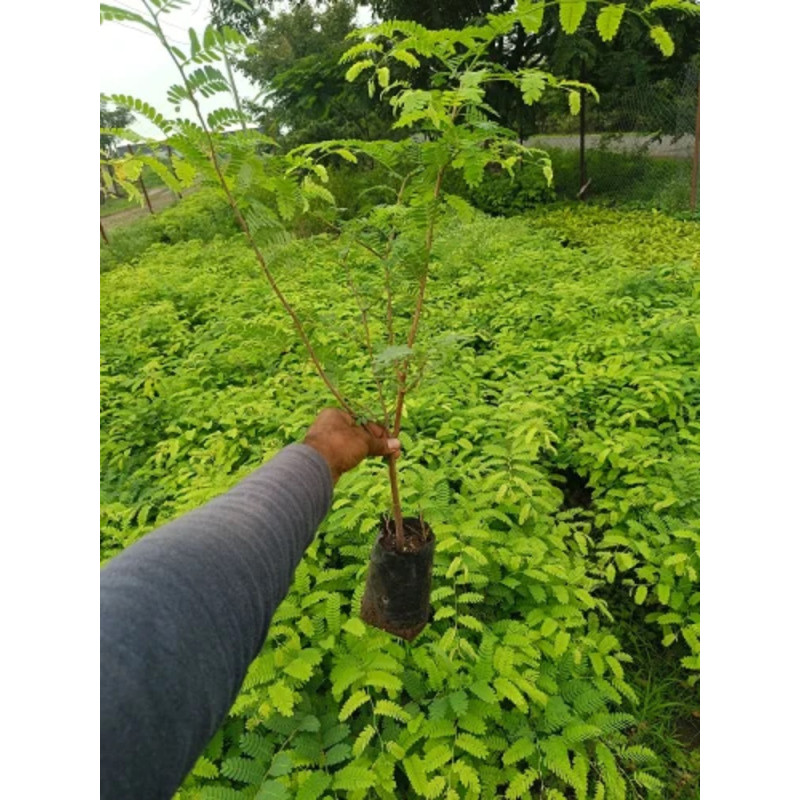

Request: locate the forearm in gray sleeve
(100, 443), (333, 800)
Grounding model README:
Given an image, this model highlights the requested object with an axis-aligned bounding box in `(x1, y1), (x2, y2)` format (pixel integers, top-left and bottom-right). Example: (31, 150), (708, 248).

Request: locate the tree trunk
(579, 64), (587, 199)
(690, 81), (700, 211)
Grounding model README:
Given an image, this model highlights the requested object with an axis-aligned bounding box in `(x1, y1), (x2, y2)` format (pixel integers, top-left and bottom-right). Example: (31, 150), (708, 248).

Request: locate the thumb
(362, 426), (401, 458)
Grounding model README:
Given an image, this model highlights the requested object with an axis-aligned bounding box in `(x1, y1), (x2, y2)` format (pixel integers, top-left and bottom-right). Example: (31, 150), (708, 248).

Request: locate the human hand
(303, 408), (401, 484)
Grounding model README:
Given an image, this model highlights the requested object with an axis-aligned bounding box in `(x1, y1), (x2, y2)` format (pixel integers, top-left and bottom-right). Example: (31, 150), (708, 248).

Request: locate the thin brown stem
(386, 166), (446, 545)
(383, 170), (413, 347)
(343, 252), (390, 428)
(220, 46), (248, 132)
(308, 211), (387, 263)
(391, 166), (446, 439)
(383, 265), (395, 348)
(387, 456), (404, 548)
(144, 1), (353, 414)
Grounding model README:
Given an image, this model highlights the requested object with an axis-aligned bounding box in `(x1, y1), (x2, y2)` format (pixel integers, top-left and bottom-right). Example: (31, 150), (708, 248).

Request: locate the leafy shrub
(101, 188), (239, 270)
(439, 147), (694, 218)
(101, 205), (698, 799)
(445, 160), (556, 216)
(547, 147), (695, 212)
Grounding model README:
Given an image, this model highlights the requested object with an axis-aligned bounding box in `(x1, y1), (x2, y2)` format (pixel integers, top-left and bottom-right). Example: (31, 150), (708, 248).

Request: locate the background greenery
(101, 199), (699, 799)
(214, 0), (699, 145)
(100, 1), (700, 796)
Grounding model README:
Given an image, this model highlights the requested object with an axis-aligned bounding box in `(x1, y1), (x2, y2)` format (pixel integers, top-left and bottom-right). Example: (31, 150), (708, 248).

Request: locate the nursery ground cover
(101, 205), (699, 800)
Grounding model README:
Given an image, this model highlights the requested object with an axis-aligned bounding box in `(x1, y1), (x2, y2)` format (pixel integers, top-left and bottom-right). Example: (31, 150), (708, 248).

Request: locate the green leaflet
(503, 737), (535, 766)
(267, 682), (294, 717)
(374, 699), (411, 722)
(648, 0), (699, 12)
(339, 690), (370, 721)
(517, 0), (546, 33)
(296, 770), (331, 800)
(192, 756), (219, 778)
(519, 70), (548, 105)
(331, 761), (376, 791)
(596, 4), (626, 42)
(403, 754), (428, 796)
(221, 756), (264, 785)
(268, 752), (293, 777)
(559, 0), (588, 34)
(506, 768), (540, 799)
(650, 25), (676, 57)
(391, 48), (421, 68)
(345, 59), (373, 82)
(554, 631), (571, 657)
(494, 677), (528, 712)
(255, 780), (289, 800)
(352, 724), (376, 756)
(456, 732), (489, 758)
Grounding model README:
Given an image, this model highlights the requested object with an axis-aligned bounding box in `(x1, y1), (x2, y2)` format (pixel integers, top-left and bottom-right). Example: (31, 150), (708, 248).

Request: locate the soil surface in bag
(360, 517), (435, 641)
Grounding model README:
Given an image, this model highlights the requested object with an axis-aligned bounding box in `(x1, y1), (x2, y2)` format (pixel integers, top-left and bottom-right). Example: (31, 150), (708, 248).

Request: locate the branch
(342, 250), (390, 428)
(391, 165), (445, 438)
(142, 0), (354, 415)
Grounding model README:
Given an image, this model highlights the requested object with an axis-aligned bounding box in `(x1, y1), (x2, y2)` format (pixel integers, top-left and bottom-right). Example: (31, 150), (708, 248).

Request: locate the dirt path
(101, 187), (179, 231)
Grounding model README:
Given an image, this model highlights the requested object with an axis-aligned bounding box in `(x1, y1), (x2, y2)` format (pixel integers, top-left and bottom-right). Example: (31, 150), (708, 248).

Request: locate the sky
(100, 0), (374, 141)
(100, 0), (260, 140)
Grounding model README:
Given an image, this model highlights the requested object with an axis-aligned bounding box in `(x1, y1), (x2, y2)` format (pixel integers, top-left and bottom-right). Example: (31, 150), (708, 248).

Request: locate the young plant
(100, 0), (690, 611)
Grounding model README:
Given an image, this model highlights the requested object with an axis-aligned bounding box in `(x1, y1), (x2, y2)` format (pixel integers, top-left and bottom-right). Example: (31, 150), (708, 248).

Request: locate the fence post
(690, 80), (700, 211)
(128, 144), (154, 214)
(578, 63), (589, 200)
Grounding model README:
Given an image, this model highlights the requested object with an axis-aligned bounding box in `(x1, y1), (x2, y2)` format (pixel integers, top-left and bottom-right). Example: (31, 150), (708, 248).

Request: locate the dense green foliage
(101, 205), (699, 799)
(226, 0), (699, 140)
(101, 97), (134, 156)
(238, 1), (396, 147)
(101, 189), (238, 272)
(464, 147), (696, 214)
(101, 3), (699, 797)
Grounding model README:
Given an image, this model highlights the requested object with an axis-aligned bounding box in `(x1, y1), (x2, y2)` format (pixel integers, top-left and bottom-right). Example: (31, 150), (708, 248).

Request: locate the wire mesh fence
(527, 63), (700, 212)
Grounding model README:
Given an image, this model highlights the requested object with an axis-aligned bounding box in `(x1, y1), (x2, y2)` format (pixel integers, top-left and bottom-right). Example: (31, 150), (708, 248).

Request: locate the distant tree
(238, 1), (395, 147)
(210, 0), (698, 141)
(100, 98), (136, 201)
(539, 2), (699, 134)
(368, 0), (699, 138)
(209, 0), (263, 35)
(370, 0), (503, 30)
(100, 98), (134, 156)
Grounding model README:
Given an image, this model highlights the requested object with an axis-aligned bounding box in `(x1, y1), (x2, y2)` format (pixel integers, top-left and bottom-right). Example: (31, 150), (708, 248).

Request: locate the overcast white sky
(100, 0), (374, 140)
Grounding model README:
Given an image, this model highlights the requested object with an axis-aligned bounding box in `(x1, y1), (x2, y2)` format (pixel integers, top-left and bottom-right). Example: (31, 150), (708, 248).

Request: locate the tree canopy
(100, 98), (134, 155)
(237, 1), (396, 147)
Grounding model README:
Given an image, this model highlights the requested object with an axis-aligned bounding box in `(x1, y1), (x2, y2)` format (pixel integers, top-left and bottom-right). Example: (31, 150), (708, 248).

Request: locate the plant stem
(387, 456), (404, 547)
(343, 252), (390, 428)
(391, 166), (445, 439)
(383, 170), (413, 348)
(220, 46), (248, 132)
(143, 1), (354, 415)
(387, 166), (446, 546)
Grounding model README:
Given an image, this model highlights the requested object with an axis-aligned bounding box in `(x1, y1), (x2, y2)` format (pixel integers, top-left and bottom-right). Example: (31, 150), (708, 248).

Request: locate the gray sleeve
(100, 444), (334, 800)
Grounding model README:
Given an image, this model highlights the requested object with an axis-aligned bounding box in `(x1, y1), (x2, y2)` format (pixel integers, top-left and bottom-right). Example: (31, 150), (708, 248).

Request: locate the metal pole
(128, 144), (154, 214)
(690, 80), (700, 211)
